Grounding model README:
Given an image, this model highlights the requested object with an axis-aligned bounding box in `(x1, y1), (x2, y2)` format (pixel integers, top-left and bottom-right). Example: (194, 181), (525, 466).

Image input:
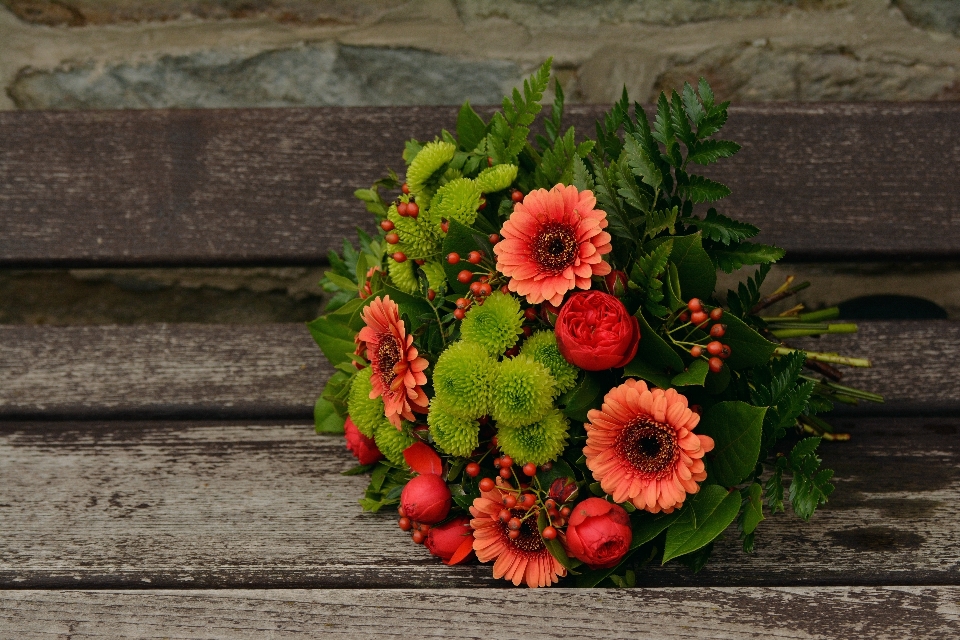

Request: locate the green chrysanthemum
(387, 256), (419, 294)
(521, 330), (578, 394)
(374, 420), (415, 467)
(420, 260), (447, 295)
(406, 141), (456, 195)
(496, 409), (569, 465)
(490, 355), (556, 428)
(460, 291), (523, 357)
(347, 367), (383, 438)
(430, 178), (482, 226)
(474, 164), (518, 193)
(387, 203), (441, 259)
(432, 341), (496, 419)
(428, 398), (480, 458)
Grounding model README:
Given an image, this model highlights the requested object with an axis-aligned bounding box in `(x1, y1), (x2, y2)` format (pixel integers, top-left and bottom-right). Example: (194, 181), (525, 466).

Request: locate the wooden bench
(1, 104), (959, 638)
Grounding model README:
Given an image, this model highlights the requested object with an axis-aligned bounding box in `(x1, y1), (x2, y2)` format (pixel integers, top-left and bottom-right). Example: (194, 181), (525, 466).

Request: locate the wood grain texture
(0, 321), (956, 420)
(2, 587), (958, 639)
(1, 417), (959, 589)
(1, 104), (958, 267)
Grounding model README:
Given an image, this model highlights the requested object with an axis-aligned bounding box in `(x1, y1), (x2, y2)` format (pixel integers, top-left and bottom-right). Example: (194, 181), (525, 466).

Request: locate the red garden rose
(554, 291), (640, 370)
(343, 416), (383, 465)
(563, 497), (633, 569)
(425, 516), (474, 563)
(400, 473), (452, 524)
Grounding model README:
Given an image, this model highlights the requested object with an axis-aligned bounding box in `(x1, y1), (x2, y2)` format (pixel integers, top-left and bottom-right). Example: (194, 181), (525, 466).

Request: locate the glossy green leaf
(558, 371), (604, 422)
(697, 401), (767, 486)
(456, 101), (487, 152)
(741, 482), (764, 535)
(537, 510), (581, 573)
(306, 316), (358, 367)
(721, 312), (778, 370)
(630, 510), (682, 549)
(624, 311), (685, 382)
(314, 395), (345, 434)
(671, 359), (709, 387)
(662, 485), (740, 563)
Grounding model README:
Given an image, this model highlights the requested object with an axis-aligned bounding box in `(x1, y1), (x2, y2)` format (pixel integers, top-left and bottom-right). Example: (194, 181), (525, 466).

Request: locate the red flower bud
(548, 477), (578, 504)
(603, 270), (628, 297)
(343, 416), (383, 466)
(563, 497), (632, 569)
(400, 474), (452, 524)
(424, 516), (474, 563)
(555, 291), (640, 370)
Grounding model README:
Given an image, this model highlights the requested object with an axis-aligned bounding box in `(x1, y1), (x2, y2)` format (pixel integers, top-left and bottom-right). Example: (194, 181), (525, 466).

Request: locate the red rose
(343, 416), (383, 465)
(424, 516), (474, 563)
(400, 474), (452, 524)
(563, 497), (633, 569)
(555, 291), (640, 370)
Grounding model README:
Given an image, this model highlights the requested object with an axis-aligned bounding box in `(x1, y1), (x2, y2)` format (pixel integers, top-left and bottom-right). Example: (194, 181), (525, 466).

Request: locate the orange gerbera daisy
(493, 184), (612, 307)
(357, 296), (429, 428)
(470, 485), (566, 588)
(584, 380), (714, 514)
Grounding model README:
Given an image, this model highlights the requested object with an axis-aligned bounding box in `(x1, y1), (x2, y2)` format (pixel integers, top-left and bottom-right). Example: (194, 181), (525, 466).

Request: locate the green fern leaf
(572, 155), (595, 192)
(726, 263), (771, 317)
(679, 174), (731, 203)
(689, 208), (758, 245)
(710, 242), (785, 273)
(670, 90), (696, 147)
(644, 206), (679, 240)
(624, 132), (663, 191)
(687, 140), (740, 165)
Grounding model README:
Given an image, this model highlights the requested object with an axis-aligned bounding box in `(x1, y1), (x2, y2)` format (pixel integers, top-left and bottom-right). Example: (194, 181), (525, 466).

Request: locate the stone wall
(2, 0), (958, 110)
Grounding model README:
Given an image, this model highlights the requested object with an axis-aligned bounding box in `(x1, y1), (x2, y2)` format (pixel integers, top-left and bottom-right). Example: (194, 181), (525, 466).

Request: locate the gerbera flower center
(617, 417), (679, 477)
(502, 509), (545, 553)
(376, 334), (402, 385)
(532, 223), (578, 272)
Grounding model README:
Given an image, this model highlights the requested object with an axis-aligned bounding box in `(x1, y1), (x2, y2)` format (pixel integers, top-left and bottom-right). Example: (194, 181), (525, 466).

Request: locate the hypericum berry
(511, 190), (524, 203)
(508, 529), (521, 540)
(493, 457), (501, 468)
(478, 283), (492, 297)
(542, 526), (558, 540)
(478, 198), (487, 211)
(385, 232), (399, 244)
(501, 285), (510, 294)
(499, 467), (512, 480)
(500, 455), (513, 468)
(518, 493), (536, 509)
(441, 220), (450, 233)
(559, 506), (571, 517)
(503, 494), (517, 509)
(690, 345), (703, 358)
(457, 270), (473, 284)
(707, 341), (723, 356)
(540, 462), (552, 471)
(547, 508), (559, 519)
(544, 499), (556, 511)
(522, 462), (537, 477)
(427, 289), (436, 301)
(392, 252), (407, 263)
(709, 357), (724, 373)
(398, 517), (412, 531)
(479, 275), (489, 283)
(406, 202), (419, 217)
(524, 307), (538, 321)
(691, 311), (708, 326)
(507, 517), (522, 531)
(687, 298), (703, 313)
(414, 258), (425, 265)
(479, 477), (495, 492)
(467, 251), (482, 264)
(401, 183), (410, 194)
(503, 346), (520, 358)
(418, 523), (431, 533)
(465, 462), (480, 477)
(397, 202), (409, 216)
(447, 252), (460, 264)
(679, 311), (690, 322)
(470, 281), (483, 295)
(398, 506), (406, 517)
(487, 156), (493, 167)
(554, 517), (567, 528)
(710, 307), (724, 321)
(522, 326), (532, 337)
(720, 344), (732, 359)
(456, 297), (468, 309)
(380, 220), (395, 231)
(453, 308), (465, 320)
(710, 324), (726, 338)
(489, 234), (500, 244)
(499, 509), (512, 523)
(411, 530), (425, 544)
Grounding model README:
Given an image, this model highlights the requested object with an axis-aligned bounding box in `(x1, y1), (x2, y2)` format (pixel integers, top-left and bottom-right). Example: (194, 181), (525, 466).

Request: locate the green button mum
(427, 397), (480, 458)
(496, 409), (570, 466)
(474, 164), (518, 193)
(347, 367), (384, 438)
(490, 355), (556, 428)
(432, 341), (496, 419)
(460, 291), (523, 357)
(520, 330), (578, 394)
(406, 141), (456, 195)
(374, 420), (415, 467)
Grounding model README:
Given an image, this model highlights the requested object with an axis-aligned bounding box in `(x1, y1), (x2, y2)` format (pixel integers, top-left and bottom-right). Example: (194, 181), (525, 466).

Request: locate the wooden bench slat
(3, 587), (958, 639)
(2, 104), (958, 267)
(0, 321), (956, 420)
(1, 417), (957, 588)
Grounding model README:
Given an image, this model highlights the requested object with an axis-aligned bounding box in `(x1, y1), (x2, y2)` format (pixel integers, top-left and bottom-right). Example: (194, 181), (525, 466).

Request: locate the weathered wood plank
(2, 587), (958, 639)
(1, 418), (958, 588)
(0, 321), (956, 420)
(1, 104), (958, 267)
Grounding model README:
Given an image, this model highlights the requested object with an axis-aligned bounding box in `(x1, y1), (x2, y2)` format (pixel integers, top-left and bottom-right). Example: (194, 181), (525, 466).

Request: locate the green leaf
(632, 240), (672, 317)
(624, 132), (662, 190)
(721, 312), (778, 370)
(537, 509), (581, 574)
(764, 458), (786, 514)
(679, 174), (730, 203)
(441, 219), (489, 294)
(682, 81), (705, 128)
(649, 232), (716, 301)
(670, 90), (695, 148)
(686, 140), (740, 165)
(671, 359), (710, 387)
(456, 101), (487, 152)
(631, 510), (682, 548)
(572, 155), (595, 192)
(652, 93), (679, 166)
(306, 316), (358, 367)
(726, 263), (771, 317)
(644, 206), (679, 241)
(558, 371), (603, 422)
(323, 271), (357, 293)
(787, 437), (834, 520)
(740, 482), (764, 535)
(697, 401), (766, 486)
(379, 284), (435, 331)
(314, 395), (345, 434)
(710, 241), (786, 273)
(662, 485), (740, 563)
(689, 208), (758, 245)
(622, 356), (674, 389)
(624, 311), (685, 380)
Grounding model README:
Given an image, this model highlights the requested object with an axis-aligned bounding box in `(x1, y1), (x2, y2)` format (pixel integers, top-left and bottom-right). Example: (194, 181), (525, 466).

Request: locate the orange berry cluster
(681, 298), (731, 373)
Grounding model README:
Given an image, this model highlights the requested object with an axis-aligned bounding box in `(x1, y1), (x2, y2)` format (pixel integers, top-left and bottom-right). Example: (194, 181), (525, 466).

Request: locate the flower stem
(775, 346), (872, 368)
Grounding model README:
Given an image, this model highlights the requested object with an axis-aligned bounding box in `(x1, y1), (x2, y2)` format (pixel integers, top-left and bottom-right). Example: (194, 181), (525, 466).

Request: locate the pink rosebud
(400, 474), (452, 524)
(563, 497), (633, 569)
(343, 416), (383, 465)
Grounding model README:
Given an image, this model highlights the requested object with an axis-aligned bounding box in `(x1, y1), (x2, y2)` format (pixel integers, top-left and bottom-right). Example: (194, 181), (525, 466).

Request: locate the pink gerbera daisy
(358, 296), (429, 428)
(470, 484), (566, 588)
(584, 380), (715, 514)
(493, 184), (613, 306)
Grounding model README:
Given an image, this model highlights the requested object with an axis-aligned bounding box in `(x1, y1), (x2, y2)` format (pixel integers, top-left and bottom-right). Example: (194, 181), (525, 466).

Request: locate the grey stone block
(893, 0), (960, 36)
(8, 44), (524, 109)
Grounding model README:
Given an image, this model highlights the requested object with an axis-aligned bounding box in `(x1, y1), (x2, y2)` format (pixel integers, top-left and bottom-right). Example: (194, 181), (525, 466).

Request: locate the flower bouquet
(309, 59), (881, 588)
